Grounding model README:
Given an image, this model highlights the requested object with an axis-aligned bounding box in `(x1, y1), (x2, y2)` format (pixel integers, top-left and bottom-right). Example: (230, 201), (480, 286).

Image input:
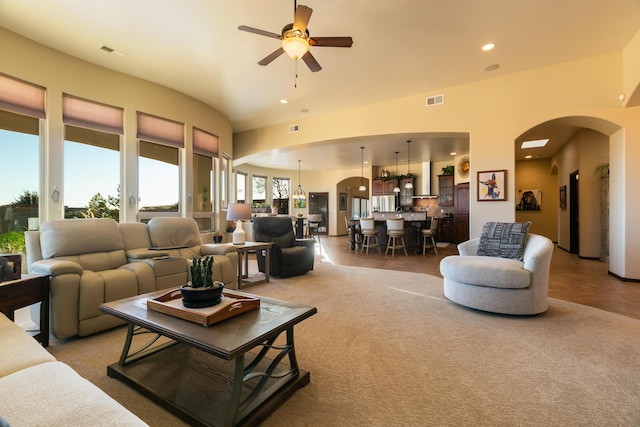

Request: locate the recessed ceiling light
(521, 139), (549, 149)
(300, 108), (309, 113)
(482, 43), (495, 51)
(484, 64), (500, 72)
(525, 155), (533, 159)
(450, 152), (457, 156)
(280, 99), (288, 104)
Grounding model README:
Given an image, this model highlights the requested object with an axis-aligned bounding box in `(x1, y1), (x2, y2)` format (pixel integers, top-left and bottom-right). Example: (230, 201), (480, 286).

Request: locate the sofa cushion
(147, 217), (202, 248)
(477, 221), (531, 260)
(440, 255), (531, 289)
(39, 218), (124, 259)
(0, 361), (148, 426)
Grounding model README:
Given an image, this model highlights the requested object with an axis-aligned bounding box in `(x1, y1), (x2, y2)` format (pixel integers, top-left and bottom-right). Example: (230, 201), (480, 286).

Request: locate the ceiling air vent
(426, 94), (444, 107)
(289, 124), (300, 133)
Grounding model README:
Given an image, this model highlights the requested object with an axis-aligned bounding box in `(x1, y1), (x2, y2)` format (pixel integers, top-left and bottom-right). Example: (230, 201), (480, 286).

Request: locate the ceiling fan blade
(238, 25), (282, 40)
(258, 48), (285, 66)
(293, 5), (313, 33)
(310, 37), (354, 48)
(302, 51), (322, 72)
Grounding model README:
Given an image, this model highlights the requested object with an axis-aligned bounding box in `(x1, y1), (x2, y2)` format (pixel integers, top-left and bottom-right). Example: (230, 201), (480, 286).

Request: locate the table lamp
(227, 203), (251, 245)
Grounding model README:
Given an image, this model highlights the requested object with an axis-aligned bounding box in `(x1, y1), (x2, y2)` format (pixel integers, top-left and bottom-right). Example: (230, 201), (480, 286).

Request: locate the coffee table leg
(225, 353), (245, 426)
(117, 323), (175, 366)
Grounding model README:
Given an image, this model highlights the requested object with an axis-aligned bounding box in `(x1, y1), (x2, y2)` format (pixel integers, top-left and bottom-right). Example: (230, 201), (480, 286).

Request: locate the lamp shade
(226, 203), (251, 221)
(227, 203), (251, 245)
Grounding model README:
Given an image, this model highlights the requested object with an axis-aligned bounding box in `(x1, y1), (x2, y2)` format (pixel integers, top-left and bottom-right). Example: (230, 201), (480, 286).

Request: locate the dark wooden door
(454, 182), (469, 243)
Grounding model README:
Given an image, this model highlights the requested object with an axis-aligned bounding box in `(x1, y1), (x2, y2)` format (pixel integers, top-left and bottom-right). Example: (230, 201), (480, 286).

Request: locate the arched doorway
(514, 116), (619, 261)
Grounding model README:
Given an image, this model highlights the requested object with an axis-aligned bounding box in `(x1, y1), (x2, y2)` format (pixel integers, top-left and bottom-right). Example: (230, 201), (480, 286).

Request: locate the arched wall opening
(514, 116), (620, 264)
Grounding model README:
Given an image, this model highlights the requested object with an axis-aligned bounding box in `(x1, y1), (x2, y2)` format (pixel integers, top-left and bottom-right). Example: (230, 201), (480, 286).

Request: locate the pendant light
(405, 140), (414, 189)
(358, 146), (367, 191)
(293, 160), (306, 204)
(393, 151), (401, 193)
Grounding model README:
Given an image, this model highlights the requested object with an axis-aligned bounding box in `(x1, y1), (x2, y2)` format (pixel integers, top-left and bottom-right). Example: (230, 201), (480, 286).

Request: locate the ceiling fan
(238, 2), (353, 72)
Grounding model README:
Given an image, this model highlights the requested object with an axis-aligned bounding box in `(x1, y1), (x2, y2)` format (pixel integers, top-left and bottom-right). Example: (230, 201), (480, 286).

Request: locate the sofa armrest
(458, 238), (479, 256)
(295, 238), (315, 249)
(200, 243), (238, 256)
(30, 259), (82, 276)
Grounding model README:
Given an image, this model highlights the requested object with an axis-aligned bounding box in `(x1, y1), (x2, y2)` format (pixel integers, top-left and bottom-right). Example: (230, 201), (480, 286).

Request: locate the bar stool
(385, 218), (407, 256)
(359, 218), (380, 254)
(422, 216), (440, 255)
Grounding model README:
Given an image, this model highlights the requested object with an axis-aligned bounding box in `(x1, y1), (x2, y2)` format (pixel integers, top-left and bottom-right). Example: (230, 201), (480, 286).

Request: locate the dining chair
(359, 218), (381, 254)
(345, 217), (361, 250)
(422, 216), (440, 255)
(385, 218), (407, 256)
(307, 214), (323, 242)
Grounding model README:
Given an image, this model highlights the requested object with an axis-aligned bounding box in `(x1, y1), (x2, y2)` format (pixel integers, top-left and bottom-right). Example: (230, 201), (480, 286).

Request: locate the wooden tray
(147, 288), (260, 326)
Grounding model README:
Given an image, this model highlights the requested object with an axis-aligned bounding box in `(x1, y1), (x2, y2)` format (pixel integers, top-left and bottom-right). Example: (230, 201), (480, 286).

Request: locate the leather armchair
(252, 216), (314, 278)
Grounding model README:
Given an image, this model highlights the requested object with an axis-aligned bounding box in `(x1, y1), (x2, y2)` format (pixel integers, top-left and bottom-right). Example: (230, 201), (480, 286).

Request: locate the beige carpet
(47, 261), (640, 426)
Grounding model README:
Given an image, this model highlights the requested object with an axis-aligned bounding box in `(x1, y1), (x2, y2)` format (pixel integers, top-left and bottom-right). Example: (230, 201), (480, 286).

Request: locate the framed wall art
(477, 170), (507, 201)
(516, 188), (542, 211)
(339, 192), (347, 211)
(559, 185), (567, 209)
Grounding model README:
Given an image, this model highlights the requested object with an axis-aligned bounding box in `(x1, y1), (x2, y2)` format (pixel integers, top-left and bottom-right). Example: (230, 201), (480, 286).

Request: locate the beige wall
(514, 159), (558, 242)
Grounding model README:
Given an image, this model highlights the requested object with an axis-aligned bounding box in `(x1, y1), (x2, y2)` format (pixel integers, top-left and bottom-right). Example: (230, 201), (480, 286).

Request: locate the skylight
(521, 139), (549, 149)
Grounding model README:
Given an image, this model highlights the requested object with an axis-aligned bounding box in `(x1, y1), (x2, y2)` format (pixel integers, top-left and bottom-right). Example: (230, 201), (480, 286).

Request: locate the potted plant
(180, 256), (224, 308)
(213, 230), (223, 243)
(441, 165), (454, 175)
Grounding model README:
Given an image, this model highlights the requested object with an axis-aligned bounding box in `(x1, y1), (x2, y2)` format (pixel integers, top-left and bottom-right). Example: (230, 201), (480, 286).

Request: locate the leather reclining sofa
(25, 217), (238, 340)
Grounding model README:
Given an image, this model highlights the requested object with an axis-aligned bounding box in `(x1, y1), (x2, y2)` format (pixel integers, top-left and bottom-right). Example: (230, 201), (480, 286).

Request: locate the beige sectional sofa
(25, 217), (238, 340)
(0, 313), (147, 426)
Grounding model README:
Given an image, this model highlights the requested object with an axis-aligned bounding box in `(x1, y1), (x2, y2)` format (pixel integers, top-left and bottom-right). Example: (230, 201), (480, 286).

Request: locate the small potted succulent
(180, 256), (224, 308)
(213, 230), (223, 243)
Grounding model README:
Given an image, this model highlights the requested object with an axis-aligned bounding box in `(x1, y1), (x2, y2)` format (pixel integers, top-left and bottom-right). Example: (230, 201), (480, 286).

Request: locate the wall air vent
(289, 124), (300, 133)
(99, 45), (127, 57)
(426, 94), (444, 107)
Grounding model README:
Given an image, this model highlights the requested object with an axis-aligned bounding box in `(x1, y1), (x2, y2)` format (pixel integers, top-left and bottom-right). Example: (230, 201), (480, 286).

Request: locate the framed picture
(559, 185), (567, 209)
(477, 170), (507, 201)
(339, 192), (347, 211)
(516, 189), (541, 211)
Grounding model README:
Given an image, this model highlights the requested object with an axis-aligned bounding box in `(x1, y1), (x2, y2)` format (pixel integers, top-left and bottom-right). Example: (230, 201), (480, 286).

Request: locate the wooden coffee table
(100, 289), (317, 427)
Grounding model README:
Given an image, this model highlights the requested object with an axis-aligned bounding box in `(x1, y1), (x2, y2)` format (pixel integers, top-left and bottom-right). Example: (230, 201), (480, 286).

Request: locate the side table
(234, 241), (274, 288)
(0, 274), (50, 346)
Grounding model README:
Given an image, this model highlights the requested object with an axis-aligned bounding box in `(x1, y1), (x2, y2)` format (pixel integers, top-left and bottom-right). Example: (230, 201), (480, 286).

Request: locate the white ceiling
(2, 0), (639, 171)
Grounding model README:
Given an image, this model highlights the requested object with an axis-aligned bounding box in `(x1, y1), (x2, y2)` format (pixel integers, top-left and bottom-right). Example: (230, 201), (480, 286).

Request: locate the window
(137, 112), (184, 216)
(0, 110), (40, 233)
(192, 127), (218, 230)
(236, 172), (247, 203)
(252, 175), (267, 203)
(64, 126), (120, 220)
(0, 74), (45, 233)
(273, 177), (290, 214)
(62, 95), (123, 220)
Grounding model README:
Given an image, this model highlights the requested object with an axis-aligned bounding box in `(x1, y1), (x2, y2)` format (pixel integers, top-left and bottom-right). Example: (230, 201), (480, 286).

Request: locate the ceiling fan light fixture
(282, 30), (309, 59)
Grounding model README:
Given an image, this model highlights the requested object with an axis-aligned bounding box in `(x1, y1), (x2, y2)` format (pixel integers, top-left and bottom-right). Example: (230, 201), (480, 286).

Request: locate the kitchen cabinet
(438, 175), (454, 206)
(438, 217), (454, 243)
(372, 179), (398, 196)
